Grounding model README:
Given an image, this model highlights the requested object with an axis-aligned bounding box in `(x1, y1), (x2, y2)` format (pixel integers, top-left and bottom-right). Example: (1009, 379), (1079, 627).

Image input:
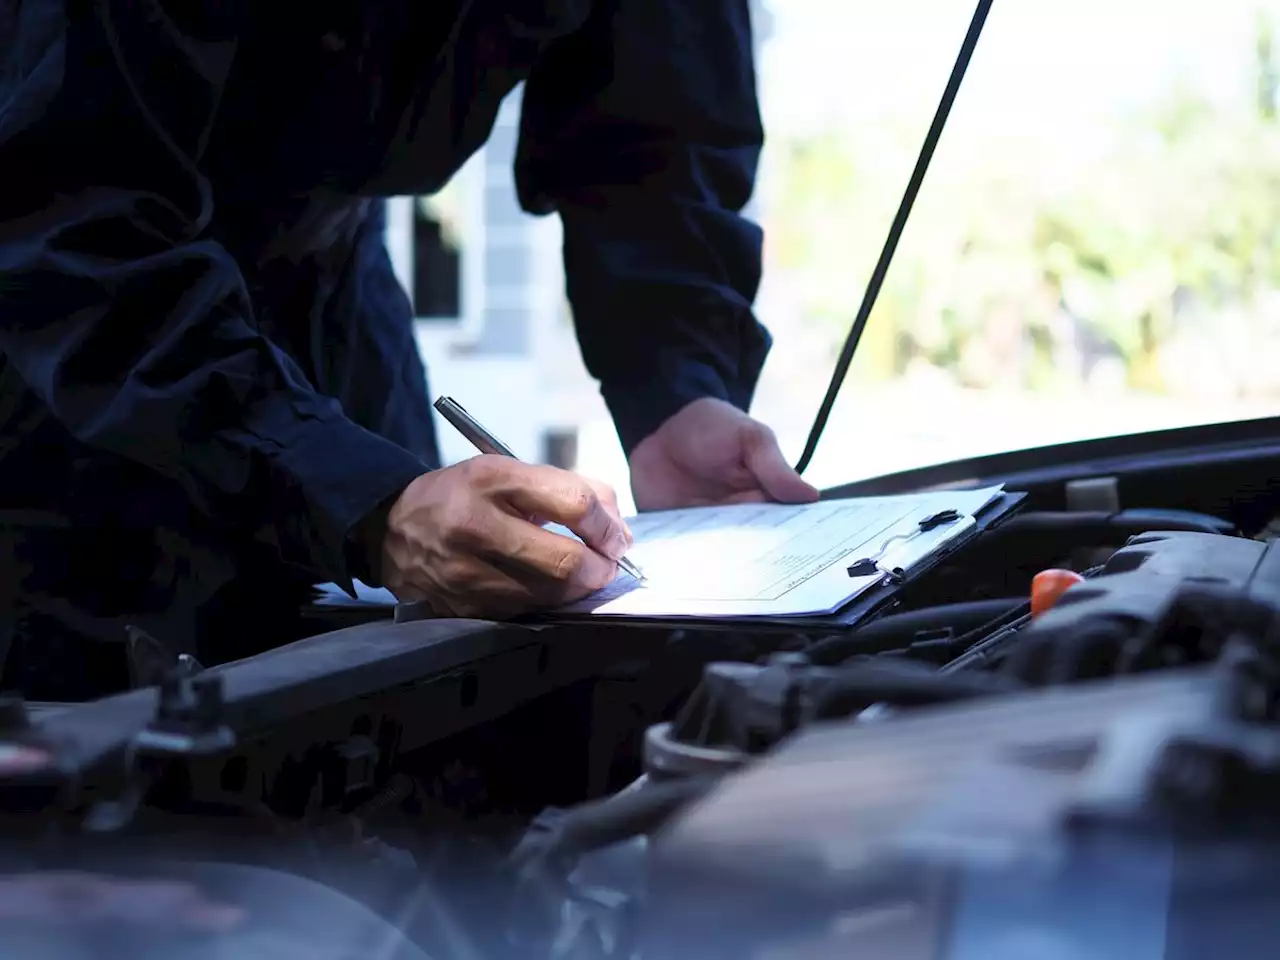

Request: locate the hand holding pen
(370, 401), (640, 620)
(433, 397), (647, 581)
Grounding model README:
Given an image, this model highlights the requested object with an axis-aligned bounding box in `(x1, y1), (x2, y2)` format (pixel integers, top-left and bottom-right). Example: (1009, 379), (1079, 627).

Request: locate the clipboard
(516, 489), (1027, 634)
(307, 491), (1026, 635)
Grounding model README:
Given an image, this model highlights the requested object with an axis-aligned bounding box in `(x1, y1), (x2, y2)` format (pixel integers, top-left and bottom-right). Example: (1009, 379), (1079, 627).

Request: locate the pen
(433, 396), (647, 582)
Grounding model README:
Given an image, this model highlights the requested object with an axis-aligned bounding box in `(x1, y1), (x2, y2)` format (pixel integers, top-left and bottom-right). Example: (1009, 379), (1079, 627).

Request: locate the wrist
(345, 488), (403, 588)
(604, 368), (731, 457)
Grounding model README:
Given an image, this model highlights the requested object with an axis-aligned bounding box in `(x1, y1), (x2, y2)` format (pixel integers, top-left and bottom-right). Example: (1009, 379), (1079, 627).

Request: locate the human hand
(628, 397), (820, 511)
(380, 456), (633, 618)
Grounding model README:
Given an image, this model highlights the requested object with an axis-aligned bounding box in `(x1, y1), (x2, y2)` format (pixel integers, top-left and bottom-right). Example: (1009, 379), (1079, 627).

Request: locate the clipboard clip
(918, 508), (961, 530)
(846, 509), (964, 581)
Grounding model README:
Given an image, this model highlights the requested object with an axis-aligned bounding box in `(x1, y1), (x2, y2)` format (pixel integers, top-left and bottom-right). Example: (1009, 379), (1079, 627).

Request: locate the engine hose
(805, 598), (1024, 665)
(810, 661), (1022, 720)
(509, 775), (720, 870)
(942, 567), (1105, 675)
(993, 511), (1229, 539)
(940, 614), (1033, 674)
(941, 601), (1031, 655)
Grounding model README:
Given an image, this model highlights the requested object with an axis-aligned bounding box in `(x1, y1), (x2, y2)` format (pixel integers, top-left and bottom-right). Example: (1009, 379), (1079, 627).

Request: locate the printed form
(556, 485), (1005, 619)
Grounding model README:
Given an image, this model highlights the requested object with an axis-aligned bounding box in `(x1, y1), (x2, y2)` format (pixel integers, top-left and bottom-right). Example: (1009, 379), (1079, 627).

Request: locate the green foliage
(765, 15), (1280, 397)
(1257, 9), (1278, 121)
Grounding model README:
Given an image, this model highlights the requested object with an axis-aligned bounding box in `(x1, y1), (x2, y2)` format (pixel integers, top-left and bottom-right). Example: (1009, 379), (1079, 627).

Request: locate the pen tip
(620, 559), (646, 582)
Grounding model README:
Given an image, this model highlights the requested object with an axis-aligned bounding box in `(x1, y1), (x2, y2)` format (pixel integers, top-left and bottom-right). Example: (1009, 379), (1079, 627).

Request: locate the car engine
(3, 504), (1280, 958)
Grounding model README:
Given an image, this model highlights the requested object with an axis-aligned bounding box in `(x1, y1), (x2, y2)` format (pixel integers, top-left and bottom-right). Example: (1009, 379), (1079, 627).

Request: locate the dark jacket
(0, 0), (770, 696)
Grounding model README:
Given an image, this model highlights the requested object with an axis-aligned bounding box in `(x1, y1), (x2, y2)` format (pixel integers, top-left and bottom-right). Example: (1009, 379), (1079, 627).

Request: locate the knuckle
(563, 487), (599, 524)
(747, 421), (776, 446)
(551, 542), (585, 582)
(459, 454), (500, 484)
(594, 480), (619, 507)
(476, 453), (509, 475)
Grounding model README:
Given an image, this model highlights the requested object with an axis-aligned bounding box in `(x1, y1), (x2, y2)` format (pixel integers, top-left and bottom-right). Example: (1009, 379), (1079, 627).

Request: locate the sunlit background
(393, 0), (1280, 514)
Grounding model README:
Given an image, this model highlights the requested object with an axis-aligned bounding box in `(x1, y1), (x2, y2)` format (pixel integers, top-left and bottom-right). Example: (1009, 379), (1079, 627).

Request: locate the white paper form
(556, 485), (1005, 619)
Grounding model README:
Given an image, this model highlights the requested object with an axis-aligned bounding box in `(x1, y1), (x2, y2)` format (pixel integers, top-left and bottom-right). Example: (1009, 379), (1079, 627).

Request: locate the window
(412, 186), (464, 321)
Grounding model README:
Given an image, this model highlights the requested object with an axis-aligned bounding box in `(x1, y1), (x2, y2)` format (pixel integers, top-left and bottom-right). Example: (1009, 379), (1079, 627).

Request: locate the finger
(489, 516), (618, 599)
(532, 479), (633, 551)
(459, 503), (616, 599)
(743, 425), (821, 503)
(465, 456), (629, 542)
(491, 463), (631, 562)
(720, 489), (769, 505)
(528, 476), (626, 539)
(581, 475), (620, 512)
(580, 476), (632, 547)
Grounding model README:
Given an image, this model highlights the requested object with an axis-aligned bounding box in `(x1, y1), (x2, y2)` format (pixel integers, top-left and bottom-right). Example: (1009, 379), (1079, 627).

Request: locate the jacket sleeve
(514, 0), (772, 455)
(0, 0), (426, 591)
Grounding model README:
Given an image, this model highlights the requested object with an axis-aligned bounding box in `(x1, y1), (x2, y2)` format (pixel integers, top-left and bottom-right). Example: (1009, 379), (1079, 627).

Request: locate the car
(4, 2), (1280, 955)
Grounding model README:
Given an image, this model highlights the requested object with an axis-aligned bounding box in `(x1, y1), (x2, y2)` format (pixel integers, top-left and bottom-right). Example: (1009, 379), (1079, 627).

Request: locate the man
(0, 0), (818, 700)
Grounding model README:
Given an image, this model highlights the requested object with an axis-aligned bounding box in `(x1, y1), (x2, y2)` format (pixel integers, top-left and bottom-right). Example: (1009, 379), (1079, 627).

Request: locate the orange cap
(1030, 568), (1085, 618)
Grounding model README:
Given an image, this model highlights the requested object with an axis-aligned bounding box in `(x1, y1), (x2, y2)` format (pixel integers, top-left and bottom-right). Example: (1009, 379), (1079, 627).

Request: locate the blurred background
(388, 0), (1280, 513)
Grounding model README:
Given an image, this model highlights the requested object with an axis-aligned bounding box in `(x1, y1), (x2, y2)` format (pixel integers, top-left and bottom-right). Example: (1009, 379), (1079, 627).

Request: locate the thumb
(743, 424), (821, 504)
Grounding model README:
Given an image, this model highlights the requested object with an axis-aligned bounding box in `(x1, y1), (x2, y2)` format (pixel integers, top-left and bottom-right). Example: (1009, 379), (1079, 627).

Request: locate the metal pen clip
(433, 396), (518, 459)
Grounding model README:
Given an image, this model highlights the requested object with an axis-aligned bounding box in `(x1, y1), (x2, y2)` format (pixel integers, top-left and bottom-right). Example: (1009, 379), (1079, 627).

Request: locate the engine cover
(639, 530), (1280, 959)
(640, 667), (1280, 959)
(1027, 531), (1277, 643)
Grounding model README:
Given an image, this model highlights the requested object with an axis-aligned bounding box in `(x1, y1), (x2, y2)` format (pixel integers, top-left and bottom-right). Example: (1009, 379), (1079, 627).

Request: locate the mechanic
(0, 0), (818, 701)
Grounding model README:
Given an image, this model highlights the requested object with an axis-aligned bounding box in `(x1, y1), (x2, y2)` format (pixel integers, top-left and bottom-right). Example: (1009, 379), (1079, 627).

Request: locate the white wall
(414, 340), (548, 465)
(384, 88), (556, 468)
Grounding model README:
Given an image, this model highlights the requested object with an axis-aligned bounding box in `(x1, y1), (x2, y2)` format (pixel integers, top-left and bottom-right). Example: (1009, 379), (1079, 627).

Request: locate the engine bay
(5, 455), (1280, 958)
